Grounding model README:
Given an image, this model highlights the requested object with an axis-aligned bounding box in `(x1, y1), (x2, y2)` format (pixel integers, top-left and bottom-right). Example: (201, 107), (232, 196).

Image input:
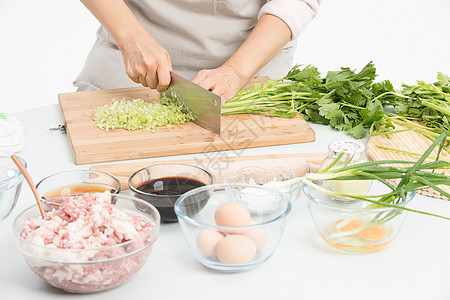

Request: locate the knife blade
(164, 72), (221, 135)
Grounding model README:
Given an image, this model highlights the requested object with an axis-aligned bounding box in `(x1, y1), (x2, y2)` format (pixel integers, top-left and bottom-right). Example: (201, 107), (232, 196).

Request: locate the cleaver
(164, 72), (221, 135)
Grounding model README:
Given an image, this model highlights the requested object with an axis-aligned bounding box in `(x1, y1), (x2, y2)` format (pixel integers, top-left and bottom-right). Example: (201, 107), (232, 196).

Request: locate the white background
(1, 0), (450, 114)
(2, 2), (450, 299)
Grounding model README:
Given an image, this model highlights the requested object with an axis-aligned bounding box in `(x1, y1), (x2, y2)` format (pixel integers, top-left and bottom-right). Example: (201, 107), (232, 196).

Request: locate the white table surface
(2, 104), (450, 300)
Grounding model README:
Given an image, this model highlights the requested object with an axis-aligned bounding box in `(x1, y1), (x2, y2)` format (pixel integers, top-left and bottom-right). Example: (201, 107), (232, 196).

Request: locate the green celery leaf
(328, 110), (346, 127)
(343, 110), (359, 120)
(284, 64), (322, 84)
(316, 96), (333, 105)
(348, 80), (366, 91)
(318, 103), (340, 118)
(305, 108), (330, 125)
(437, 72), (450, 86)
(360, 100), (385, 125)
(395, 103), (410, 114)
(333, 122), (351, 131)
(325, 69), (354, 86)
(348, 124), (367, 139)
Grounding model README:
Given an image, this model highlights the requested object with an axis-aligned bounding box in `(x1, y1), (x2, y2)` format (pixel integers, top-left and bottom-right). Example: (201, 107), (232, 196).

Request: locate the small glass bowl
(13, 193), (160, 293)
(304, 182), (415, 253)
(0, 156), (26, 221)
(129, 164), (213, 223)
(224, 166), (301, 205)
(35, 170), (121, 209)
(174, 183), (291, 272)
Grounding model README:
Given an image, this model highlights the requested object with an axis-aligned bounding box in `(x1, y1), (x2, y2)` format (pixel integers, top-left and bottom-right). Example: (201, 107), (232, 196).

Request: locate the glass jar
(319, 140), (371, 201)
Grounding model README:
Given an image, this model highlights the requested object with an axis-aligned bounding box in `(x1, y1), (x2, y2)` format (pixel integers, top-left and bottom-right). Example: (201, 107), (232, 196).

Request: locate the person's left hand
(192, 65), (247, 105)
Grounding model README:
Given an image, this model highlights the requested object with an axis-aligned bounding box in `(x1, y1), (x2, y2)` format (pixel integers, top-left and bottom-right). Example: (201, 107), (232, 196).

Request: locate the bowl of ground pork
(13, 191), (160, 293)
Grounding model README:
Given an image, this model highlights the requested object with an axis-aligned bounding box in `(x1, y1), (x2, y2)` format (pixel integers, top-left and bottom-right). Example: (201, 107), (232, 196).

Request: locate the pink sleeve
(258, 0), (321, 40)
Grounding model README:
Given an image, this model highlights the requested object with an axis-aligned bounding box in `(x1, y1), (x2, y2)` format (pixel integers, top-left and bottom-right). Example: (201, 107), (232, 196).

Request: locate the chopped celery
(93, 98), (193, 131)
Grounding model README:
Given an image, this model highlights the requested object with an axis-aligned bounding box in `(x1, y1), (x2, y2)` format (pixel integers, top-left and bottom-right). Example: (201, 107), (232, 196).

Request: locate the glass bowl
(13, 193), (160, 293)
(36, 170), (121, 209)
(304, 182), (415, 253)
(0, 156), (26, 221)
(129, 164), (213, 223)
(174, 183), (291, 272)
(223, 166), (301, 204)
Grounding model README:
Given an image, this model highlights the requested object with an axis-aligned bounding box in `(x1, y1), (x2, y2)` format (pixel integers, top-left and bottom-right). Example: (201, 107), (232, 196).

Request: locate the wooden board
(90, 152), (327, 190)
(368, 122), (450, 200)
(59, 77), (315, 165)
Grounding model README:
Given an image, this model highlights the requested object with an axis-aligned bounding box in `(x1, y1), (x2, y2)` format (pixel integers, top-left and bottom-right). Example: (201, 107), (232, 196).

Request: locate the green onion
(272, 132), (450, 226)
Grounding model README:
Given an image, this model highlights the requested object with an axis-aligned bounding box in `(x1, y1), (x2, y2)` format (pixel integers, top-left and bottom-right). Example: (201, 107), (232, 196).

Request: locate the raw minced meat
(21, 191), (153, 249)
(19, 192), (157, 293)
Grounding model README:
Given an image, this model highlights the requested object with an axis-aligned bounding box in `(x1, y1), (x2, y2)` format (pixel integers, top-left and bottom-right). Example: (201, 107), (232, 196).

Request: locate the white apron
(74, 0), (296, 91)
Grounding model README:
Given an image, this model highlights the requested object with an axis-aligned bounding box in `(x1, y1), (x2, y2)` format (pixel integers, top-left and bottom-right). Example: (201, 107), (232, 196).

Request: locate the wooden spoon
(11, 154), (46, 218)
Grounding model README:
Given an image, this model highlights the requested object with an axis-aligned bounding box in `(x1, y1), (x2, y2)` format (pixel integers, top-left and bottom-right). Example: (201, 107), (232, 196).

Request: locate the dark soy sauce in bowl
(136, 176), (206, 222)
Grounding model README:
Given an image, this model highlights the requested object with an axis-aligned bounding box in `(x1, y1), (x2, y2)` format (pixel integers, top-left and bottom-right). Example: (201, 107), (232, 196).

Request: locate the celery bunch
(223, 62), (391, 139)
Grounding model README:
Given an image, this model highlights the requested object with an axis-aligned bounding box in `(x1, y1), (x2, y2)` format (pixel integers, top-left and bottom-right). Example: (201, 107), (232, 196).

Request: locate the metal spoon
(11, 154), (46, 218)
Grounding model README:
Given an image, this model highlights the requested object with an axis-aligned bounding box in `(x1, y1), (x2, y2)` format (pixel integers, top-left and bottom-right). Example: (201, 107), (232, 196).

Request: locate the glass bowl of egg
(304, 181), (415, 253)
(174, 183), (291, 272)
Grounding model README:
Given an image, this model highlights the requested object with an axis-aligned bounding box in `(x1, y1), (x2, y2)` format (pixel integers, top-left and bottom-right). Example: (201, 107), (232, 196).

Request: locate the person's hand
(119, 31), (172, 92)
(192, 65), (248, 105)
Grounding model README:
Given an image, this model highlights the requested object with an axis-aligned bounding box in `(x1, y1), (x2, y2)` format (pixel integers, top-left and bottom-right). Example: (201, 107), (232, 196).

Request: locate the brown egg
(214, 202), (251, 233)
(242, 220), (267, 250)
(196, 229), (225, 257)
(216, 235), (257, 264)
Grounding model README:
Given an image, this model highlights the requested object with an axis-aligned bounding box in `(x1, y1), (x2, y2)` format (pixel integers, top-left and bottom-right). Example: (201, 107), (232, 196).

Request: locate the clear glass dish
(36, 169), (121, 210)
(175, 183), (291, 272)
(129, 164), (213, 223)
(13, 193), (160, 293)
(0, 155), (26, 221)
(304, 181), (414, 253)
(223, 166), (301, 206)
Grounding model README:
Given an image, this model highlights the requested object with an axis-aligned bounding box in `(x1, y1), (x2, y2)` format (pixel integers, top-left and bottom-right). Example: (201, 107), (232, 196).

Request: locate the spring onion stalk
(270, 132), (450, 234)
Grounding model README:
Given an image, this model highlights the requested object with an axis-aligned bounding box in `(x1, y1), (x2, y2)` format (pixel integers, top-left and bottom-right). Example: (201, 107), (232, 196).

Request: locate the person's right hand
(118, 31), (172, 92)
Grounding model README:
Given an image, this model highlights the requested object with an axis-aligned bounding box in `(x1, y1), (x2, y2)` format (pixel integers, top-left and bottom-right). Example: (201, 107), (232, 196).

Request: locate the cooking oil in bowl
(43, 183), (117, 199)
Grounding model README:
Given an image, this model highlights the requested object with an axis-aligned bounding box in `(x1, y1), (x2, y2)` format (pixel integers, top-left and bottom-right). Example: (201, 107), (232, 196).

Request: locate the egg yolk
(335, 219), (362, 232)
(359, 225), (388, 241)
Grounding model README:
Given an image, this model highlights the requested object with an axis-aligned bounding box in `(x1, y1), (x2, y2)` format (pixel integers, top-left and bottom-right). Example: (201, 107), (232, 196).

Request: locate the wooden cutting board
(90, 152), (327, 190)
(59, 77), (315, 165)
(368, 122), (450, 200)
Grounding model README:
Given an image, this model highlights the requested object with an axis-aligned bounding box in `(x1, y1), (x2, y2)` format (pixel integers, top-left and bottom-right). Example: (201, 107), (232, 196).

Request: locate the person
(75, 0), (320, 104)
